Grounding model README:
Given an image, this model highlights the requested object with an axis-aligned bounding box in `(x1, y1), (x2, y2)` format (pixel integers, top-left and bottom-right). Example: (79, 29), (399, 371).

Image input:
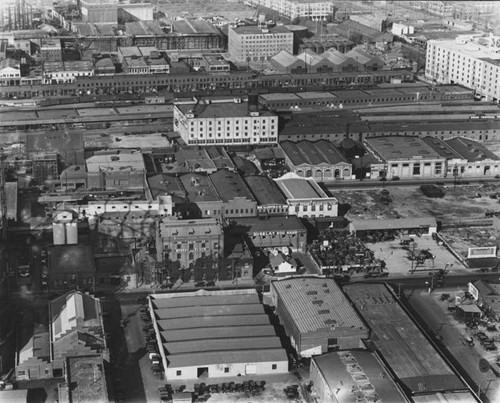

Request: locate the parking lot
(370, 236), (468, 277)
(407, 289), (500, 403)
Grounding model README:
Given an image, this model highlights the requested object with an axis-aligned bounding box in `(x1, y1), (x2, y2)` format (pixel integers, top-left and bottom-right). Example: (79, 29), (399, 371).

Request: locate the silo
(53, 223), (66, 245)
(65, 222), (78, 245)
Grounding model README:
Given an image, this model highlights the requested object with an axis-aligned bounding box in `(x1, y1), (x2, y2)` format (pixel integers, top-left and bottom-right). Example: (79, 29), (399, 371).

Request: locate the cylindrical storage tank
(65, 222), (78, 245)
(53, 223), (66, 245)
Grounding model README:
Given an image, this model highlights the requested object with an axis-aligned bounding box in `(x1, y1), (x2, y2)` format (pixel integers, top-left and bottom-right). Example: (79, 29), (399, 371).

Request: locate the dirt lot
(336, 184), (500, 222)
(440, 227), (500, 259)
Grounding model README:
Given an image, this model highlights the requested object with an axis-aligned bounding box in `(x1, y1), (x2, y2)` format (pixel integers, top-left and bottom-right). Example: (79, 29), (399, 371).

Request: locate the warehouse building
(310, 351), (407, 403)
(149, 290), (288, 380)
(275, 173), (338, 218)
(343, 283), (467, 397)
(271, 277), (369, 357)
(243, 175), (288, 216)
(229, 215), (307, 252)
(280, 140), (352, 181)
(363, 136), (446, 180)
(209, 169), (257, 219)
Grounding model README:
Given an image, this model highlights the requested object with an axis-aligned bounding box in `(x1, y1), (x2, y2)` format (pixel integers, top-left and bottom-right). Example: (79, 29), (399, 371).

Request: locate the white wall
(165, 360), (288, 380)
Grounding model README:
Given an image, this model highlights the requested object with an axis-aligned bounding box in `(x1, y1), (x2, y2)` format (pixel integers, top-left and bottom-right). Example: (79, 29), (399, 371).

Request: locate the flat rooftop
(272, 277), (366, 334)
(428, 38), (500, 63)
(209, 170), (255, 202)
(86, 151), (145, 172)
(232, 215), (306, 234)
(365, 136), (442, 161)
(314, 351), (407, 403)
(243, 175), (287, 206)
(175, 101), (274, 119)
(67, 356), (107, 403)
(275, 174), (331, 200)
(178, 173), (220, 202)
(343, 283), (465, 394)
(172, 18), (220, 35)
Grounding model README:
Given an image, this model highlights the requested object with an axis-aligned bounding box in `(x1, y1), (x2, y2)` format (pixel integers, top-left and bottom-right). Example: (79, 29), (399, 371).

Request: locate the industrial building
(229, 215), (307, 252)
(343, 283), (467, 397)
(86, 150), (145, 191)
(243, 175), (288, 216)
(363, 136), (447, 180)
(149, 290), (288, 380)
(16, 291), (107, 380)
(426, 36), (500, 101)
(156, 217), (223, 266)
(40, 38), (62, 62)
(310, 351), (407, 403)
(81, 0), (118, 24)
(275, 173), (338, 218)
(47, 245), (96, 293)
(228, 25), (294, 63)
(349, 217), (438, 238)
(175, 172), (223, 219)
(173, 99), (278, 146)
(271, 277), (369, 357)
(280, 140), (352, 181)
(209, 169), (257, 219)
(26, 132), (84, 166)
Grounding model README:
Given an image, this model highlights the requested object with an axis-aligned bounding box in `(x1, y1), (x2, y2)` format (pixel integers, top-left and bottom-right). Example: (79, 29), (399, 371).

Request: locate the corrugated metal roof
(157, 314), (270, 331)
(155, 304), (264, 320)
(161, 325), (276, 342)
(167, 348), (287, 368)
(272, 277), (366, 334)
(344, 283), (465, 394)
(164, 336), (281, 355)
(153, 293), (259, 309)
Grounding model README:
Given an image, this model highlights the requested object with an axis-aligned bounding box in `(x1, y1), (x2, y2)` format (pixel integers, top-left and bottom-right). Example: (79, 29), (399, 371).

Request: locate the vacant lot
(440, 226), (500, 259)
(335, 184), (500, 222)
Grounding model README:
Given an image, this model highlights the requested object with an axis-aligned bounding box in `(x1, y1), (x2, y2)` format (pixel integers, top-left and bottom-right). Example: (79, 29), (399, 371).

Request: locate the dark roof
(147, 174), (186, 201)
(209, 169), (255, 202)
(48, 244), (95, 275)
(232, 25), (291, 35)
(244, 175), (287, 206)
(280, 140), (349, 166)
(161, 325), (276, 342)
(444, 137), (500, 162)
(232, 155), (260, 176)
(344, 283), (465, 394)
(67, 356), (108, 403)
(231, 215), (306, 234)
(421, 136), (462, 159)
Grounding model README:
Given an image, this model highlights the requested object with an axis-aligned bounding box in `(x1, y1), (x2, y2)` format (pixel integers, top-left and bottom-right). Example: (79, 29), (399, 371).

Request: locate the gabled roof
(280, 140), (349, 166)
(49, 291), (101, 342)
(296, 49), (324, 66)
(346, 48), (378, 65)
(444, 137), (500, 162)
(271, 50), (300, 68)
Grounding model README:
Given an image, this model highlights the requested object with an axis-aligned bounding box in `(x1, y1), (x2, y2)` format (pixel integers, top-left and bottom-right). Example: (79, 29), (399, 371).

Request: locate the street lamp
(425, 275), (434, 294)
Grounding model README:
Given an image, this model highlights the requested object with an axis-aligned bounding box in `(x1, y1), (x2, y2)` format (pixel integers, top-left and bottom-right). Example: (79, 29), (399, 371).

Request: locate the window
(272, 364), (277, 370)
(176, 370), (182, 376)
(188, 252), (194, 261)
(224, 367), (230, 373)
(177, 253), (181, 260)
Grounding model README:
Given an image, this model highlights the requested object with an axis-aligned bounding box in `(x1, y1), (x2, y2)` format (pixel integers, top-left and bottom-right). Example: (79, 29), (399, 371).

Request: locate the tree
(193, 255), (218, 282)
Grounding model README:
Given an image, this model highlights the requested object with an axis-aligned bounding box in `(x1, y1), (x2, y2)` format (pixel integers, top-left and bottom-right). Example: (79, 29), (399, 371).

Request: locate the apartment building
(228, 25), (293, 62)
(426, 36), (500, 102)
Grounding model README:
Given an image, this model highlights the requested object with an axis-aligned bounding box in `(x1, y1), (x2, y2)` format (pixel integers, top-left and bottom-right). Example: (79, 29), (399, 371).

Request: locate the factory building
(243, 175), (288, 216)
(149, 290), (288, 380)
(81, 0), (118, 24)
(271, 277), (369, 357)
(280, 140), (352, 181)
(363, 136), (447, 180)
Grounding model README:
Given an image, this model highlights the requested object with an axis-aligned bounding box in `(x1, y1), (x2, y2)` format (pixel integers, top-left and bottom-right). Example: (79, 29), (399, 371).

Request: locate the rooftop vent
(306, 290), (318, 295)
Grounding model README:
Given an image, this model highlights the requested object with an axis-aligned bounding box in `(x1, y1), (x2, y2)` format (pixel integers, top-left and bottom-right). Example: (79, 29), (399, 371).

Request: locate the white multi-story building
(426, 37), (500, 102)
(173, 98), (278, 145)
(228, 25), (293, 62)
(247, 0), (334, 20)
